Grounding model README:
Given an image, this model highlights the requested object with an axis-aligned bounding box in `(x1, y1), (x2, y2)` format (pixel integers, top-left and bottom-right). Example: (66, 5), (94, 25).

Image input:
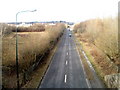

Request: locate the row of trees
(2, 23), (66, 71)
(74, 17), (119, 65)
(2, 23), (66, 88)
(0, 23), (15, 36)
(0, 23), (46, 37)
(16, 24), (45, 32)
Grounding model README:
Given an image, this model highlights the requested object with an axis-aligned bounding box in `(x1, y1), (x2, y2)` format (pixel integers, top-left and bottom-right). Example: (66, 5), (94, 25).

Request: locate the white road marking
(66, 61), (68, 65)
(76, 46), (91, 88)
(86, 78), (91, 88)
(82, 51), (95, 72)
(64, 75), (67, 83)
(67, 52), (68, 55)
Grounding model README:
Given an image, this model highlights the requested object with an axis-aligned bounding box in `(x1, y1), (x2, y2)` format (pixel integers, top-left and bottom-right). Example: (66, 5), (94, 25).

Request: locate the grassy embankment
(1, 23), (66, 88)
(73, 17), (119, 86)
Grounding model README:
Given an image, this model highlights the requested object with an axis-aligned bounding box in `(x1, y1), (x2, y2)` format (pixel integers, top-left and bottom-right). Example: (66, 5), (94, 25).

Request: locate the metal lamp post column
(15, 9), (37, 89)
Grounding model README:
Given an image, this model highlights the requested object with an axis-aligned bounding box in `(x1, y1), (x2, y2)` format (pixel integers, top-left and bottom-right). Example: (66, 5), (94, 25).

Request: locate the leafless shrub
(0, 23), (15, 37)
(12, 23), (45, 32)
(2, 23), (66, 72)
(73, 17), (119, 65)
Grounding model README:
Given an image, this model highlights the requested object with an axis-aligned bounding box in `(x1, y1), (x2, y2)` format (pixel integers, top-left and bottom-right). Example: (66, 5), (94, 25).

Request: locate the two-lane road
(39, 29), (101, 88)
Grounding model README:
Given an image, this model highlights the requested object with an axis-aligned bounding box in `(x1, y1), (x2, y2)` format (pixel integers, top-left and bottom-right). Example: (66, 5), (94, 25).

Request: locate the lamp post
(15, 9), (37, 89)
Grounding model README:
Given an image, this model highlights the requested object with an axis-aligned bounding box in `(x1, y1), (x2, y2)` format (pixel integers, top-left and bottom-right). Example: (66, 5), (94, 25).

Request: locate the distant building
(18, 22), (32, 27)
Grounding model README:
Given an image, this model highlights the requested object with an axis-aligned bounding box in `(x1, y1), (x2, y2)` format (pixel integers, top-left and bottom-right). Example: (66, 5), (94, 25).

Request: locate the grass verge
(22, 37), (60, 88)
(74, 34), (107, 87)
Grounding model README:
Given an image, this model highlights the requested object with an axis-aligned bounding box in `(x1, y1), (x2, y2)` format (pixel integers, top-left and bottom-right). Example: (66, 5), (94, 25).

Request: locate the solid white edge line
(86, 78), (91, 88)
(82, 51), (95, 72)
(76, 45), (91, 88)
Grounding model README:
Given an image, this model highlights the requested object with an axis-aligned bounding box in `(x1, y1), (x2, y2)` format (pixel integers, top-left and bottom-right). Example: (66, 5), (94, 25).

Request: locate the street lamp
(15, 9), (37, 89)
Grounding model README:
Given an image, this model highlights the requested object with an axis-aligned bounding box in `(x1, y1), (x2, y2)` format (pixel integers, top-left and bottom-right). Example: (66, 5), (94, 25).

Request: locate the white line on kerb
(64, 75), (67, 83)
(86, 79), (91, 88)
(76, 46), (91, 88)
(66, 61), (68, 65)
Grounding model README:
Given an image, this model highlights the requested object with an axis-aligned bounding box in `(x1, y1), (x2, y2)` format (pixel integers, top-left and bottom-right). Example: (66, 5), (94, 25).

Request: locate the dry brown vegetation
(0, 23), (16, 36)
(74, 17), (119, 80)
(74, 17), (119, 66)
(1, 23), (66, 88)
(13, 23), (45, 32)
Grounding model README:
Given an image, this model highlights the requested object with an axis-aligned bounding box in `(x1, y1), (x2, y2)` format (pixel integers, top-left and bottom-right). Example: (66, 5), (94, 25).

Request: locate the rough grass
(76, 42), (94, 81)
(2, 32), (49, 71)
(2, 24), (65, 71)
(74, 33), (118, 87)
(73, 16), (119, 87)
(2, 23), (66, 88)
(22, 37), (59, 88)
(73, 17), (119, 66)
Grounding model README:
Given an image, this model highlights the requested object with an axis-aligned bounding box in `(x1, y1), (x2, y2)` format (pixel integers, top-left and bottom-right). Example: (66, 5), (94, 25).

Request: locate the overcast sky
(0, 0), (119, 22)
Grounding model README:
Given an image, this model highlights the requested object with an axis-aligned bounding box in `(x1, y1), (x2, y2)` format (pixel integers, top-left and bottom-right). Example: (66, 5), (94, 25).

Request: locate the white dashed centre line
(67, 52), (68, 55)
(66, 61), (68, 65)
(64, 75), (67, 83)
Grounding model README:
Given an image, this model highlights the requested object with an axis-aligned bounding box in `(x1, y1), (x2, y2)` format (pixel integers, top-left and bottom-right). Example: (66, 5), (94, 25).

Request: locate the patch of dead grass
(22, 37), (59, 88)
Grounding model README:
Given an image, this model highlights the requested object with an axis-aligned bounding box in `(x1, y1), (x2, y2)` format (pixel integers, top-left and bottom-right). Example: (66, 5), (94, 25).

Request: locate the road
(39, 29), (103, 88)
